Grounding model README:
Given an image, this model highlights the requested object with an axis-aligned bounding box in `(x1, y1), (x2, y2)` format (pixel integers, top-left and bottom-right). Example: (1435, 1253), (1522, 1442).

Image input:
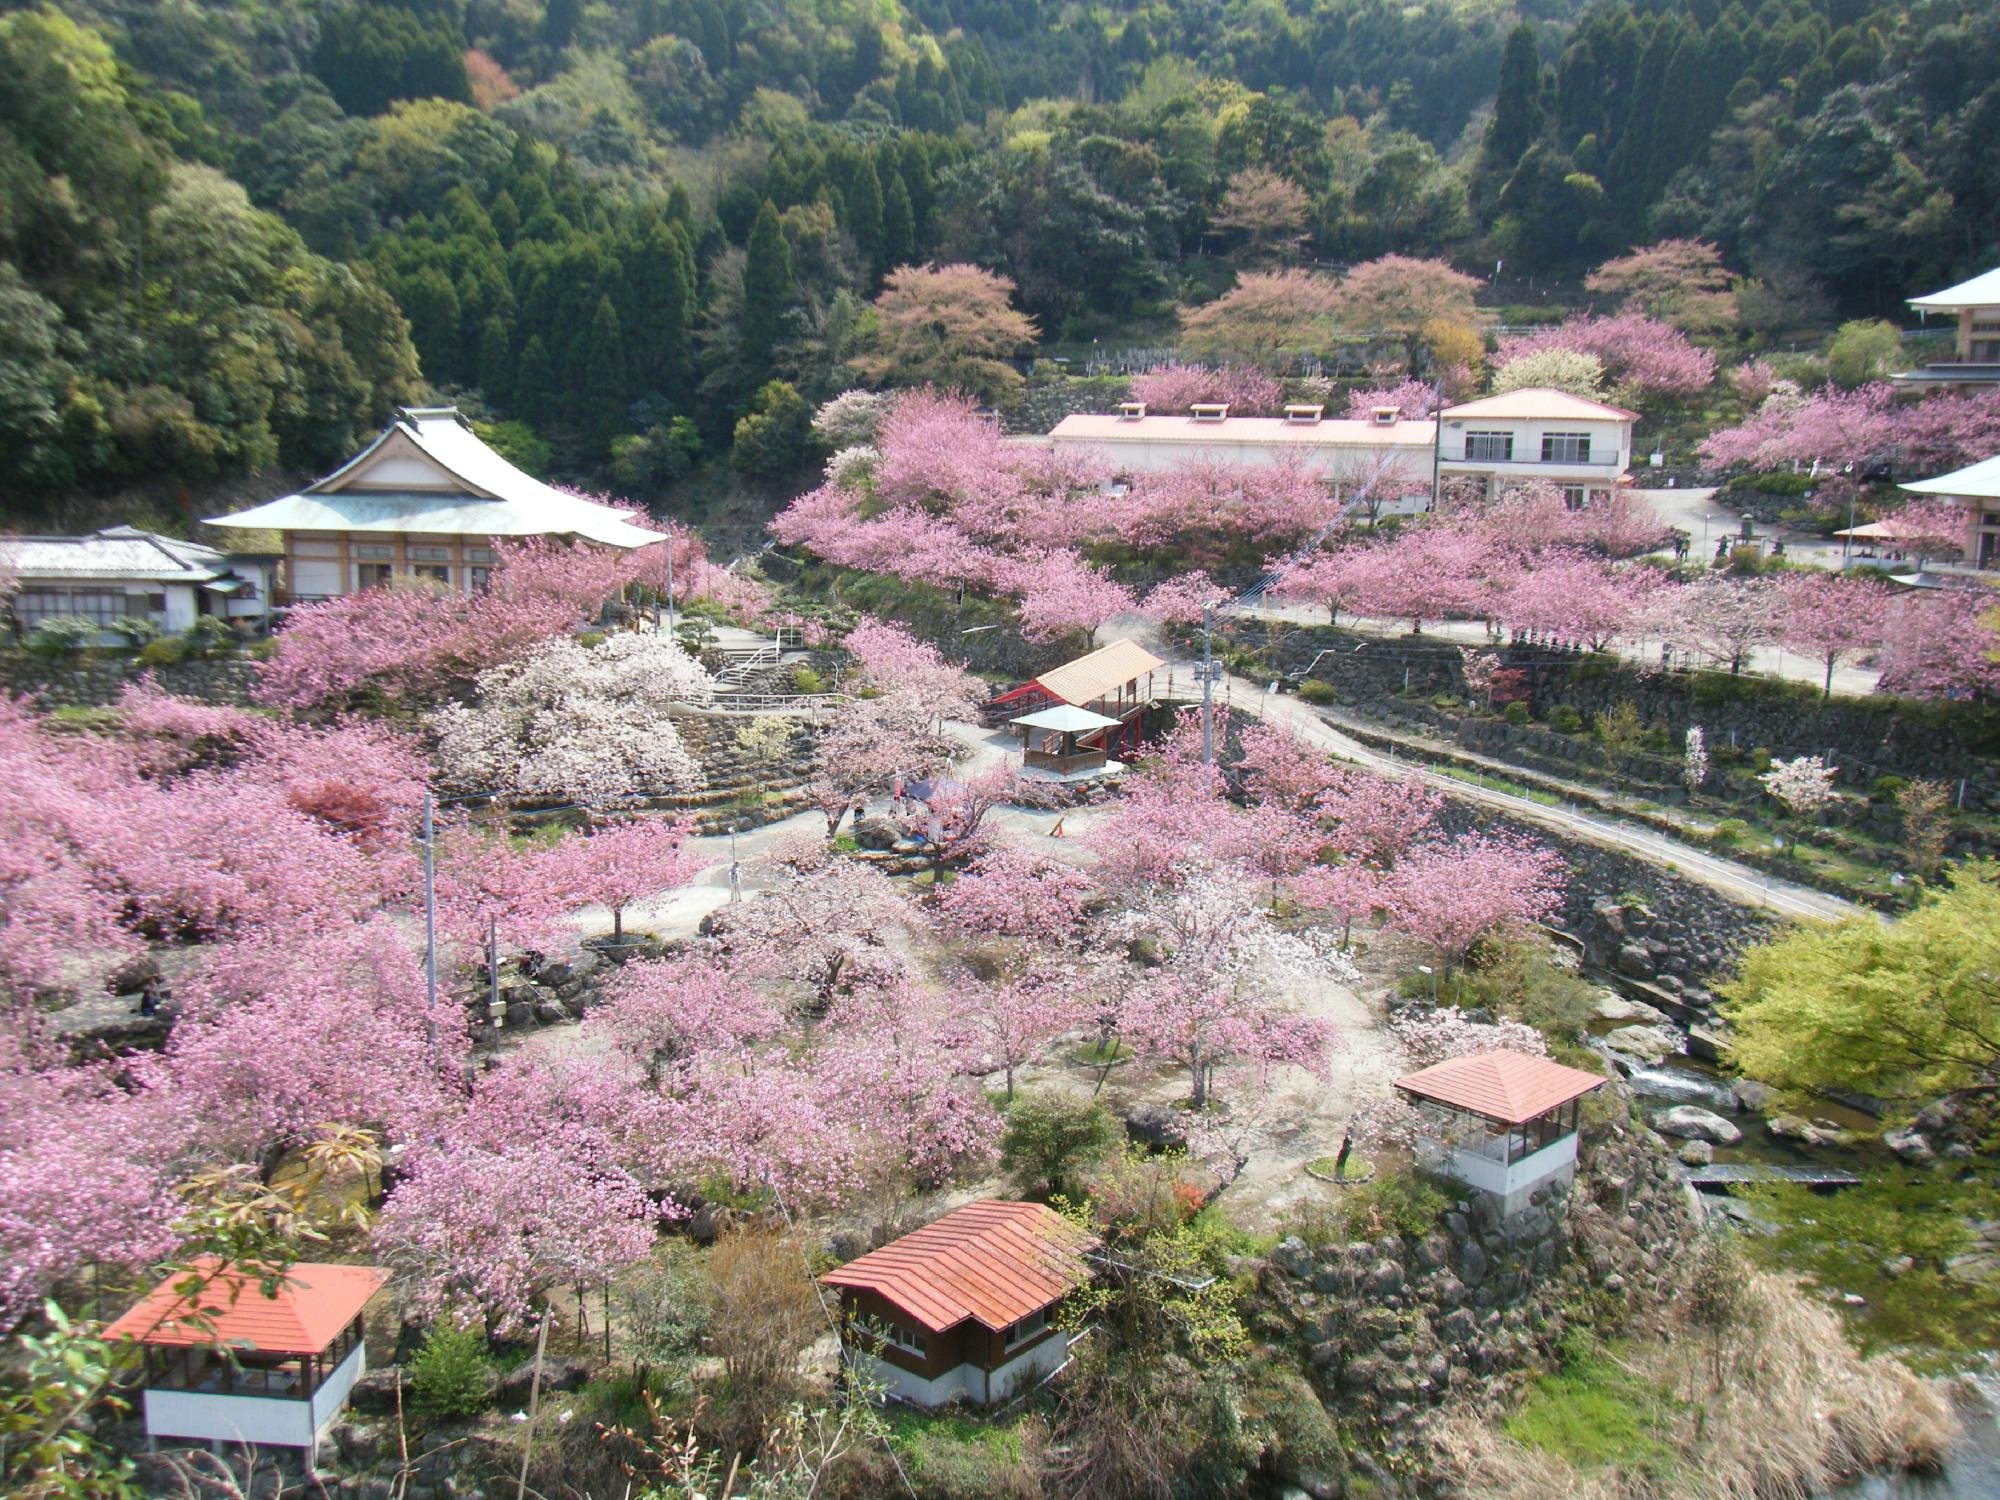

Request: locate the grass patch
(1070, 1038), (1131, 1067)
(1429, 763), (1563, 807)
(1306, 1154), (1373, 1181)
(1502, 1337), (1680, 1479)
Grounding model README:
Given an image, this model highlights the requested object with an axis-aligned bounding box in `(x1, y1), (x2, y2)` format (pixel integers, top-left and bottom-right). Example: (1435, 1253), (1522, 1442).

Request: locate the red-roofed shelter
(1395, 1050), (1606, 1215)
(105, 1259), (388, 1457)
(821, 1201), (1096, 1407)
(987, 639), (1164, 768)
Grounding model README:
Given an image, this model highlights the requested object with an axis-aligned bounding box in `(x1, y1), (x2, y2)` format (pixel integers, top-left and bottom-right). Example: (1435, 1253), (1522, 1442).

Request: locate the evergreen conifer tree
(739, 199), (792, 391)
(1483, 25), (1544, 191)
(579, 295), (629, 455)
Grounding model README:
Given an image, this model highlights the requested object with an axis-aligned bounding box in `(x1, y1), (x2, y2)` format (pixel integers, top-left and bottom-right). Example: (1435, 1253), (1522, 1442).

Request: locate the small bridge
(1685, 1164), (1862, 1190)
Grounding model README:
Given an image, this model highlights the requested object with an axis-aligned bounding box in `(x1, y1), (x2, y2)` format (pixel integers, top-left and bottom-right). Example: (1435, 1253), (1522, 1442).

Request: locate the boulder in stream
(1652, 1105), (1743, 1145)
(1882, 1125), (1935, 1164)
(1602, 1025), (1678, 1065)
(1766, 1113), (1859, 1149)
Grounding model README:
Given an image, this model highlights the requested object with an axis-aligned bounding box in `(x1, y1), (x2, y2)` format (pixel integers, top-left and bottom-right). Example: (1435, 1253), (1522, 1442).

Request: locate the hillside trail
(1096, 610), (1856, 925)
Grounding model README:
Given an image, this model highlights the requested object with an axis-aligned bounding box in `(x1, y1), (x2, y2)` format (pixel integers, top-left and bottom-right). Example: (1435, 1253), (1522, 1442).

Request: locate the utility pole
(663, 532), (675, 635)
(1200, 601), (1216, 765)
(420, 790), (438, 1050)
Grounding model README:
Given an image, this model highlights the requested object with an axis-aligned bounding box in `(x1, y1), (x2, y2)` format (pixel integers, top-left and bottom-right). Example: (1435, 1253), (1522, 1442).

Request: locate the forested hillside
(0, 0), (1995, 499)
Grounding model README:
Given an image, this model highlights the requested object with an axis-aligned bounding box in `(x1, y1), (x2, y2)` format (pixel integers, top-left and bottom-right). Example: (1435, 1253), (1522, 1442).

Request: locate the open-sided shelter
(1395, 1051), (1606, 1215)
(104, 1259), (388, 1457)
(986, 638), (1164, 758)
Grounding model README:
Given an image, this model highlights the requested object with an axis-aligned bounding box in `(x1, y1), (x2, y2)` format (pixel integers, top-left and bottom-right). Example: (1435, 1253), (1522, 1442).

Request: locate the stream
(1611, 1046), (2000, 1497)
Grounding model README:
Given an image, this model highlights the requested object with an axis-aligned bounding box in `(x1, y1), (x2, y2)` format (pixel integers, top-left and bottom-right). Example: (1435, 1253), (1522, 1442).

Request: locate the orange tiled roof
(821, 1201), (1097, 1334)
(103, 1258), (389, 1355)
(1395, 1050), (1606, 1126)
(1033, 639), (1165, 708)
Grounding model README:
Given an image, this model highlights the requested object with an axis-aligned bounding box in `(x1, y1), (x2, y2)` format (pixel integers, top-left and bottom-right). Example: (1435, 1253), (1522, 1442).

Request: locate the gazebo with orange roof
(103, 1258), (388, 1457)
(820, 1200), (1098, 1407)
(1395, 1050), (1606, 1215)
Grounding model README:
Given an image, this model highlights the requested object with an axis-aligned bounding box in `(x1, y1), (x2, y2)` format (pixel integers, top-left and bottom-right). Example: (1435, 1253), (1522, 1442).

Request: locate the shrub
(1870, 775), (1907, 803)
(1712, 818), (1751, 844)
(183, 617), (235, 658)
(1594, 700), (1647, 754)
(1298, 679), (1335, 704)
(137, 636), (190, 668)
(577, 630), (607, 648)
(26, 617), (99, 658)
(406, 1322), (493, 1428)
(1750, 748), (1773, 773)
(1504, 701), (1531, 726)
(109, 617), (161, 649)
(1547, 704), (1584, 733)
(1001, 1095), (1118, 1200)
(790, 664), (825, 694)
(1343, 1167), (1448, 1239)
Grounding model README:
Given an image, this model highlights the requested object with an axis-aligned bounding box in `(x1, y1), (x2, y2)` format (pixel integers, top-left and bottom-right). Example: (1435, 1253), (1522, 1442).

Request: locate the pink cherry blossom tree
(1875, 589), (2000, 700)
(544, 815), (701, 939)
(1874, 499), (1969, 571)
(1773, 573), (1890, 699)
(1381, 833), (1566, 972)
(0, 1029), (179, 1329)
(935, 844), (1094, 941)
(1497, 313), (1715, 397)
(1008, 549), (1139, 647)
(944, 961), (1093, 1099)
(1129, 363), (1285, 416)
(1344, 379), (1441, 421)
(1497, 550), (1651, 649)
(1652, 574), (1774, 673)
(595, 950), (783, 1083)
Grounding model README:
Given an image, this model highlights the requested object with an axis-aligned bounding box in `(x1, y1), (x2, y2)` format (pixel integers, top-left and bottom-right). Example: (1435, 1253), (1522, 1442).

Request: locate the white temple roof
(206, 408), (665, 549)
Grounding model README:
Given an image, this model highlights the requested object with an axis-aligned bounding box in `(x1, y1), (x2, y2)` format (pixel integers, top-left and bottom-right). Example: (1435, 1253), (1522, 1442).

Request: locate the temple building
(1897, 267), (2000, 388)
(206, 406), (664, 604)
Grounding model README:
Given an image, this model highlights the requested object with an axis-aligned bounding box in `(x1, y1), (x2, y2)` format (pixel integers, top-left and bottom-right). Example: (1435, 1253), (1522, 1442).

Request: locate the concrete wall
(851, 1332), (1074, 1408)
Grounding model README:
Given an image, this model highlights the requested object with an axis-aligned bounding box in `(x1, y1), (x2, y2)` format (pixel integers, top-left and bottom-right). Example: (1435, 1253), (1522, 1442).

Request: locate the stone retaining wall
(1255, 1120), (1696, 1476)
(1230, 622), (2000, 812)
(0, 652), (261, 707)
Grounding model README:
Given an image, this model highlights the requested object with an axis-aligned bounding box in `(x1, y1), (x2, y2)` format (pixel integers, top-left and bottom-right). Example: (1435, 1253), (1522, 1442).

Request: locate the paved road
(1097, 607), (1857, 924)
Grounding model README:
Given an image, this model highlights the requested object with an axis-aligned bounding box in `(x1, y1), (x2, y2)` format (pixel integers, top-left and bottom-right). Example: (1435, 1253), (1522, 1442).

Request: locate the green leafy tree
(1825, 318), (1904, 388)
(1723, 862), (2000, 1107)
(730, 380), (812, 478)
(1001, 1096), (1119, 1200)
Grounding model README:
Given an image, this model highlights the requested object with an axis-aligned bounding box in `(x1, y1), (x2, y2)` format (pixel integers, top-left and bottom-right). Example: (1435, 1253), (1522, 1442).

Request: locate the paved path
(1097, 609), (1856, 924)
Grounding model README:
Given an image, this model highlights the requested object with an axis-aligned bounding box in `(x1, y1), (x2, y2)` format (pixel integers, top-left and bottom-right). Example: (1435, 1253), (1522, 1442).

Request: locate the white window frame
(1541, 431), (1592, 463)
(1463, 431), (1514, 462)
(1003, 1307), (1049, 1350)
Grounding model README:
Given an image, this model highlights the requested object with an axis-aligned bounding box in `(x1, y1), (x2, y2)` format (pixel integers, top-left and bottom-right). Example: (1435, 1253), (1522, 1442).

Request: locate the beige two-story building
(1043, 387), (1636, 515)
(206, 407), (664, 603)
(1434, 389), (1637, 508)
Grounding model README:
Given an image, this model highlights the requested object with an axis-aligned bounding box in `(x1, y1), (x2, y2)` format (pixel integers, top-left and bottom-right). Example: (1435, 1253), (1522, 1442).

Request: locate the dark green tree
(577, 295), (630, 455)
(738, 199), (793, 391)
(1482, 25), (1544, 190)
(476, 315), (514, 407)
(882, 168), (915, 269)
(844, 158), (886, 281)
